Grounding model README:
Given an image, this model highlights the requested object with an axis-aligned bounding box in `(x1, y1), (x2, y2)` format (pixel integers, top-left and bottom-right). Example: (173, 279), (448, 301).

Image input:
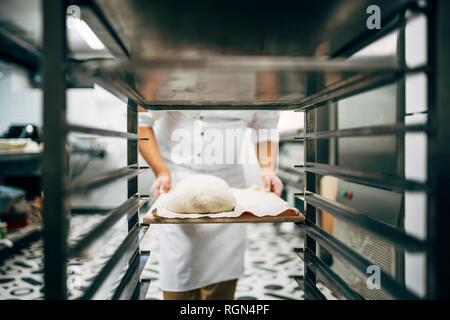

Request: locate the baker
(138, 74), (283, 300)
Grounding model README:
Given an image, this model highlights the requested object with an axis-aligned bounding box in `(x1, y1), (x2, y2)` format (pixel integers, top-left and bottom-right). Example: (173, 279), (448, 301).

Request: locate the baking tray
(142, 209), (305, 224)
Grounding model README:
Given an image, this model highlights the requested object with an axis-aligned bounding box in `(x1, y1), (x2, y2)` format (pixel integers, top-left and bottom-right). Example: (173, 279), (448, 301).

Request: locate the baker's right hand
(150, 173), (171, 198)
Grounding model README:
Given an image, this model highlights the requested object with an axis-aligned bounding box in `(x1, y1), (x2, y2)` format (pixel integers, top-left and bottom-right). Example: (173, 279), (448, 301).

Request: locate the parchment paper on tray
(145, 187), (304, 220)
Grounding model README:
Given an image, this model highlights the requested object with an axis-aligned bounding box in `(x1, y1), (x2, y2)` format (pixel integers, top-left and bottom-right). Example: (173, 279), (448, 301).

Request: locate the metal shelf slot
(67, 124), (140, 140)
(296, 123), (428, 140)
(69, 165), (144, 194)
(295, 193), (427, 252)
(68, 196), (146, 257)
(296, 162), (427, 192)
(136, 281), (151, 300)
(294, 66), (427, 112)
(111, 237), (150, 300)
(80, 224), (143, 300)
(293, 275), (327, 300)
(295, 247), (364, 300)
(296, 222), (419, 300)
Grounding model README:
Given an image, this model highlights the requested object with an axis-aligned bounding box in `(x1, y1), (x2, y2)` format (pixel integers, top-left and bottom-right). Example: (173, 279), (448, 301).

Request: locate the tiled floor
(0, 217), (336, 300)
(142, 223), (336, 300)
(0, 214), (128, 300)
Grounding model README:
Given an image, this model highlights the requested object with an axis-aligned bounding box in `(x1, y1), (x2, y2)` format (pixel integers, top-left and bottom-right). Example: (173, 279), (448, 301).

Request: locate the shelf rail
(293, 275), (327, 300)
(67, 124), (140, 140)
(296, 222), (420, 300)
(295, 193), (428, 252)
(295, 123), (428, 140)
(81, 224), (144, 300)
(69, 165), (144, 194)
(68, 196), (147, 257)
(294, 248), (364, 300)
(295, 162), (427, 192)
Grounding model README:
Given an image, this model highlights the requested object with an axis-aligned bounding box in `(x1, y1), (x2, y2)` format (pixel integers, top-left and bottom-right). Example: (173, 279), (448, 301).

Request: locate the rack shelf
(78, 56), (402, 110)
(142, 211), (305, 225)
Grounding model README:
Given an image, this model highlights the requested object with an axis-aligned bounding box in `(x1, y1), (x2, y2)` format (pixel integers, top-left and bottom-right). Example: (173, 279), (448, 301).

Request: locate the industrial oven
(0, 0), (448, 299)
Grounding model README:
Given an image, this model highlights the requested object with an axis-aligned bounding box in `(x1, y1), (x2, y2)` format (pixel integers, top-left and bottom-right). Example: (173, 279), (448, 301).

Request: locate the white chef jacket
(139, 110), (279, 292)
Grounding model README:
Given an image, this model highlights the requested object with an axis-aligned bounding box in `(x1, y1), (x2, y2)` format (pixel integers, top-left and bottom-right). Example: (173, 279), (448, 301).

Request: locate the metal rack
(0, 0), (448, 300)
(293, 0), (450, 300)
(39, 1), (151, 299)
(0, 0), (148, 299)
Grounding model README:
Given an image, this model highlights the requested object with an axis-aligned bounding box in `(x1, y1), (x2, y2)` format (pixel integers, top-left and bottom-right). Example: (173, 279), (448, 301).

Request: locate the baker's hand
(150, 173), (171, 198)
(261, 172), (283, 196)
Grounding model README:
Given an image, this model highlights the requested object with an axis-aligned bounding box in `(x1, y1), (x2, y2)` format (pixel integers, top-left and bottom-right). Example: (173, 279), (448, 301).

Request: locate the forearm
(256, 140), (278, 174)
(138, 126), (170, 177)
(256, 140), (283, 195)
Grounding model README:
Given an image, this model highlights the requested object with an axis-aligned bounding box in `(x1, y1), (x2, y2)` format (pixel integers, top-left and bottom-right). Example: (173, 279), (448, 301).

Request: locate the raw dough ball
(164, 175), (236, 214)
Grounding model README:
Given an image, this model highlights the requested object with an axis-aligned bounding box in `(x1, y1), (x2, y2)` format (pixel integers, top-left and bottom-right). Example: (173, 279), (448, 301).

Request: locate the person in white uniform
(138, 108), (283, 300)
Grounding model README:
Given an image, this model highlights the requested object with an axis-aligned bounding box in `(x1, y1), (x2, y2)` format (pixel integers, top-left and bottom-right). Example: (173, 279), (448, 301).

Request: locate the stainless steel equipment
(0, 0), (448, 300)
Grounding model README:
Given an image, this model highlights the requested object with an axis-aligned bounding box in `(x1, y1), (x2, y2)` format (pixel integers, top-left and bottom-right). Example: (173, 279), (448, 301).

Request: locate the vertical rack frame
(127, 77), (139, 231)
(426, 0), (450, 299)
(40, 0), (150, 300)
(42, 0), (69, 300)
(302, 74), (319, 299)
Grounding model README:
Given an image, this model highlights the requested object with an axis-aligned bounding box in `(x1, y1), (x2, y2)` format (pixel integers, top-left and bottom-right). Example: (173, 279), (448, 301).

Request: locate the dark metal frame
(40, 0), (150, 300)
(1, 0), (447, 300)
(425, 0), (450, 299)
(42, 0), (70, 299)
(295, 0), (450, 300)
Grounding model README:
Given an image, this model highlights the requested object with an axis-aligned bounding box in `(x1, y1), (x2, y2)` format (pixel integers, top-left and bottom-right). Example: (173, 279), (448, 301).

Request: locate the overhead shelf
(77, 56), (403, 110)
(1, 0), (422, 110)
(70, 0), (420, 110)
(92, 0), (415, 58)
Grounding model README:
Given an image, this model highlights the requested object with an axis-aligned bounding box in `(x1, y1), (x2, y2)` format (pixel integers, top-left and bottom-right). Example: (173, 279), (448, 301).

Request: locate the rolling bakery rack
(0, 0), (448, 299)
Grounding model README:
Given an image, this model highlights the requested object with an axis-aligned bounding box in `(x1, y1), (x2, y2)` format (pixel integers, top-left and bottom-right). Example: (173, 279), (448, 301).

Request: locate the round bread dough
(164, 174), (236, 214)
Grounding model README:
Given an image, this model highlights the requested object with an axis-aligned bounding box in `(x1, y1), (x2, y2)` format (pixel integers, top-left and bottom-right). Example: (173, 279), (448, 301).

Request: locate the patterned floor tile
(1, 218), (336, 300)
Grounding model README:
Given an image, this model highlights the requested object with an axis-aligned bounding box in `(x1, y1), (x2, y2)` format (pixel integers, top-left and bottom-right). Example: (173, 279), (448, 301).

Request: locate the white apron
(156, 164), (247, 292)
(139, 110), (279, 291)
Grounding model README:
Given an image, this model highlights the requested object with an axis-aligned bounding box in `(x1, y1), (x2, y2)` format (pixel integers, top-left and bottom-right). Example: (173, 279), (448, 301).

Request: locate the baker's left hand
(261, 172), (283, 196)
